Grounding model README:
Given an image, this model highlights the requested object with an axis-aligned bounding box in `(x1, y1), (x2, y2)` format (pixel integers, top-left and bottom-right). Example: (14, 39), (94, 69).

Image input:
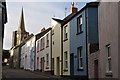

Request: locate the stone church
(12, 8), (29, 47)
(9, 8), (29, 68)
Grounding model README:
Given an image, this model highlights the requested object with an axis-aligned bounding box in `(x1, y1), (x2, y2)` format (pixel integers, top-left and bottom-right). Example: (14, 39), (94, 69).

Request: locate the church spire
(18, 8), (26, 32)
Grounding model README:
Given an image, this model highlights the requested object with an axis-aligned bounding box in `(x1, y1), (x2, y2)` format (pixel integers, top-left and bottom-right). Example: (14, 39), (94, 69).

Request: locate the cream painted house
(51, 18), (62, 75)
(62, 23), (70, 76)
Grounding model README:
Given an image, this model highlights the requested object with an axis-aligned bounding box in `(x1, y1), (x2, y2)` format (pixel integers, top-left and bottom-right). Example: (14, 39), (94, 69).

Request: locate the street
(2, 66), (74, 80)
(2, 66), (58, 80)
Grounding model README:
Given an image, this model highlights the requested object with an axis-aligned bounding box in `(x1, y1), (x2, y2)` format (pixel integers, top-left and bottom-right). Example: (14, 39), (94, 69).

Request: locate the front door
(70, 53), (74, 75)
(57, 57), (60, 75)
(94, 60), (99, 78)
(41, 57), (44, 72)
(37, 57), (39, 70)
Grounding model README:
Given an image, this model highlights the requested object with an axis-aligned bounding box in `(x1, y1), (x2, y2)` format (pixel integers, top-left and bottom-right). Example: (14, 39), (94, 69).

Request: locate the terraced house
(51, 18), (63, 75)
(10, 8), (29, 69)
(59, 2), (98, 78)
(20, 34), (35, 71)
(35, 28), (52, 74)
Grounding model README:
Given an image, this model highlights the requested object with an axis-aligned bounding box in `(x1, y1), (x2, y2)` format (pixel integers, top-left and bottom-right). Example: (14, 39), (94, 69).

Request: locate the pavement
(2, 66), (74, 80)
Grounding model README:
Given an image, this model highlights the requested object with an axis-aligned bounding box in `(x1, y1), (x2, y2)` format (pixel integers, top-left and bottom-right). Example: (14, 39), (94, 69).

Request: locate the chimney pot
(70, 2), (78, 13)
(41, 27), (45, 32)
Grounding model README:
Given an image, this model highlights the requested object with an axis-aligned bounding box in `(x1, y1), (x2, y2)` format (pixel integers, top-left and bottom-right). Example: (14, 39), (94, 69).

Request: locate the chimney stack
(70, 2), (78, 13)
(41, 27), (46, 32)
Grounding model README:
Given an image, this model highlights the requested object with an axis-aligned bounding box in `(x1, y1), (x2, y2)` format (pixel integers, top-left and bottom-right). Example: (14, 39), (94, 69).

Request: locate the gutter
(61, 24), (63, 76)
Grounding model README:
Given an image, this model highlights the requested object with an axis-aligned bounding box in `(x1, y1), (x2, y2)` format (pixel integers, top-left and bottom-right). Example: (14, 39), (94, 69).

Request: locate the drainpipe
(34, 36), (36, 71)
(50, 29), (53, 75)
(85, 8), (88, 78)
(61, 24), (63, 76)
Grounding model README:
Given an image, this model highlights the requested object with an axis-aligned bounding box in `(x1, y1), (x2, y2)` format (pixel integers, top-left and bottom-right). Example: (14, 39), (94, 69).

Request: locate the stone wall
(88, 51), (99, 78)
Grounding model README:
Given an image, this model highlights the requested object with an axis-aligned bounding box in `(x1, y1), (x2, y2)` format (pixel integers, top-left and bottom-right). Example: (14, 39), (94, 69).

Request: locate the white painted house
(20, 34), (36, 71)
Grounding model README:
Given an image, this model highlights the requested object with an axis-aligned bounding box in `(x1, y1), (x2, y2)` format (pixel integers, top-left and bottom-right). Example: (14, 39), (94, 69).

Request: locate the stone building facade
(10, 8), (29, 69)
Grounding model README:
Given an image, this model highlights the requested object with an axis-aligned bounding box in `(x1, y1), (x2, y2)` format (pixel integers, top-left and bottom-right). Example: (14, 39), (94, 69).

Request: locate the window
(43, 38), (45, 49)
(37, 41), (39, 52)
(52, 30), (54, 35)
(46, 34), (49, 47)
(40, 39), (42, 50)
(78, 46), (83, 69)
(77, 16), (83, 33)
(64, 25), (68, 40)
(106, 44), (112, 72)
(46, 54), (49, 67)
(40, 38), (45, 50)
(64, 51), (68, 70)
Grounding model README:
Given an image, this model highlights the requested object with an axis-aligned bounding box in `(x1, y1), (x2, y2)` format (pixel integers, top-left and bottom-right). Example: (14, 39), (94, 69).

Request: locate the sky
(3, 1), (94, 50)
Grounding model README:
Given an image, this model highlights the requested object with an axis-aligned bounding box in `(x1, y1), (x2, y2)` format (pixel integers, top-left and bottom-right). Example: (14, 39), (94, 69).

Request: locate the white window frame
(106, 44), (112, 72)
(64, 25), (68, 40)
(46, 54), (49, 67)
(43, 37), (45, 49)
(78, 46), (83, 69)
(64, 51), (68, 70)
(46, 34), (49, 47)
(77, 16), (83, 33)
(37, 41), (39, 52)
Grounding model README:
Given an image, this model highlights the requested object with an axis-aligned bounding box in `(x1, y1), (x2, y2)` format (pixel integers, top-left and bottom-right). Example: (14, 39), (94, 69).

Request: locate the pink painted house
(35, 28), (53, 74)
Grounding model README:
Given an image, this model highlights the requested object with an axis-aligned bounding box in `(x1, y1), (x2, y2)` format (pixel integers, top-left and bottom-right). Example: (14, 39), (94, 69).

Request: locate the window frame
(77, 46), (83, 70)
(64, 51), (68, 70)
(37, 41), (39, 52)
(46, 34), (49, 47)
(77, 15), (83, 35)
(64, 25), (68, 41)
(106, 44), (112, 73)
(46, 54), (49, 67)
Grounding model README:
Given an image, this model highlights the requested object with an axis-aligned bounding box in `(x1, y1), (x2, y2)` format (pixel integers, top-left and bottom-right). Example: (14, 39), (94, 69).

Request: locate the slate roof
(52, 18), (63, 23)
(52, 2), (99, 26)
(36, 27), (52, 40)
(61, 2), (99, 26)
(17, 34), (34, 48)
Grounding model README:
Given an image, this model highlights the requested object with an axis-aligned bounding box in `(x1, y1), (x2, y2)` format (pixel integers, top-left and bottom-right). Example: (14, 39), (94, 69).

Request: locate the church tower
(12, 8), (29, 47)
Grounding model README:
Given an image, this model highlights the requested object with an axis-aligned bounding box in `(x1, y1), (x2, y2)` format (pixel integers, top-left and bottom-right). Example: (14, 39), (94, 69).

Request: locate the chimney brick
(41, 28), (45, 32)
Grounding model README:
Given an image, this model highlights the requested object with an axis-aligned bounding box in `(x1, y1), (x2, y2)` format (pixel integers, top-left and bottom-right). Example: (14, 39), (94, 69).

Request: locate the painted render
(51, 20), (62, 75)
(20, 35), (35, 71)
(69, 2), (98, 77)
(36, 29), (52, 74)
(62, 23), (70, 76)
(98, 2), (119, 78)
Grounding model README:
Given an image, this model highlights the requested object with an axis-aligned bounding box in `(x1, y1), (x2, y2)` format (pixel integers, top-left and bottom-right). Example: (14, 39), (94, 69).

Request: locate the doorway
(41, 57), (44, 72)
(70, 53), (74, 75)
(94, 60), (99, 78)
(56, 57), (60, 75)
(37, 57), (39, 70)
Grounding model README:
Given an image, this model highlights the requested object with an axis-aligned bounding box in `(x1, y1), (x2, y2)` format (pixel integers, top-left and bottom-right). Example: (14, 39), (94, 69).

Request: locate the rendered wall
(99, 2), (118, 78)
